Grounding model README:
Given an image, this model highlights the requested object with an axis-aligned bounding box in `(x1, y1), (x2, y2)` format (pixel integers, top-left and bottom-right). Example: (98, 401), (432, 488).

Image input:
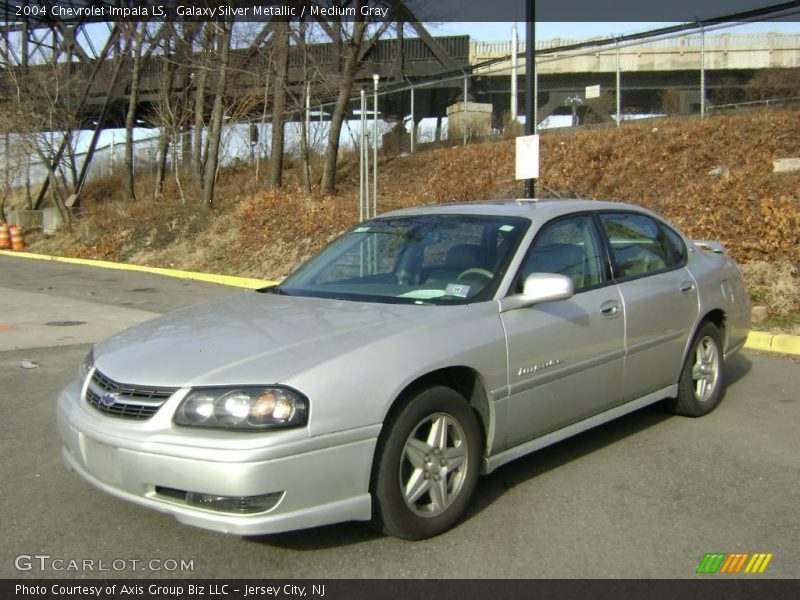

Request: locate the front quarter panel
(281, 302), (508, 442)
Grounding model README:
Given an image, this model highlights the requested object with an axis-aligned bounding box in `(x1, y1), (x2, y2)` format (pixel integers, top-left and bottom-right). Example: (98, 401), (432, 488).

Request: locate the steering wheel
(456, 268), (493, 282)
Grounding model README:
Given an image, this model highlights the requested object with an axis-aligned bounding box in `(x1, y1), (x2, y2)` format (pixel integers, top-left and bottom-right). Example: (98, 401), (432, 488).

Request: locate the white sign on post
(586, 84), (601, 99)
(515, 134), (540, 180)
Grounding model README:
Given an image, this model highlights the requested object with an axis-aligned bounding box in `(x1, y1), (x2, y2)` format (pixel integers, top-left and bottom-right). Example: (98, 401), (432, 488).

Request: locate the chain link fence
(335, 21), (800, 158)
(6, 21), (800, 194)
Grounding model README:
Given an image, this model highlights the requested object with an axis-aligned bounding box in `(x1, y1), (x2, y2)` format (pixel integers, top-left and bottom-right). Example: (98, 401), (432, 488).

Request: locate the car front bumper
(57, 380), (378, 535)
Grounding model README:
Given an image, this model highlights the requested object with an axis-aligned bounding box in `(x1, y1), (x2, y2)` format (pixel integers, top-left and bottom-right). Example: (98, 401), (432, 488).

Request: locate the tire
(370, 385), (482, 540)
(668, 322), (724, 417)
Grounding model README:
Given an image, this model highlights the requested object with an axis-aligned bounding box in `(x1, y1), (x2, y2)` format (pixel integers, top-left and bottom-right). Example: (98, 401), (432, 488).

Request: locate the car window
(421, 224), (484, 269)
(661, 223), (687, 264)
(312, 232), (403, 284)
(277, 215), (530, 305)
(516, 215), (605, 293)
(600, 213), (679, 278)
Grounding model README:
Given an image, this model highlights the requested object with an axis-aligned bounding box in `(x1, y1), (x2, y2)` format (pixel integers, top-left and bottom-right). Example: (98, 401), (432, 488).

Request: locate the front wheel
(668, 322), (724, 417)
(370, 385), (482, 540)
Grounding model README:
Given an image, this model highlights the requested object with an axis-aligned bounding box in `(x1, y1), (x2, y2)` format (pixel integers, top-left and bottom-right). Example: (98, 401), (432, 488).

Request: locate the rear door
(597, 212), (699, 402)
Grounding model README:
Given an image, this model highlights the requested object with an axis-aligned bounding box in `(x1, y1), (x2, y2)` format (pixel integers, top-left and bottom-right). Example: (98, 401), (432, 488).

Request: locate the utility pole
(524, 15), (535, 198)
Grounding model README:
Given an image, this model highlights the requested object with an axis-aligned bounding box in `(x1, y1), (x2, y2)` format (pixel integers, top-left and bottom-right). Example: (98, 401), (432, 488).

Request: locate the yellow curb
(0, 249), (276, 289)
(744, 331), (800, 356)
(2, 249), (798, 354)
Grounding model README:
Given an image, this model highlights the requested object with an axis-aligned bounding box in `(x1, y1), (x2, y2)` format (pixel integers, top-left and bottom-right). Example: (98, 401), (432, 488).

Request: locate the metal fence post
(616, 38), (621, 126)
(511, 24), (518, 120)
(305, 82), (311, 141)
(359, 90), (366, 221)
(410, 83), (415, 153)
(463, 75), (468, 145)
(372, 74), (379, 217)
(700, 27), (706, 118)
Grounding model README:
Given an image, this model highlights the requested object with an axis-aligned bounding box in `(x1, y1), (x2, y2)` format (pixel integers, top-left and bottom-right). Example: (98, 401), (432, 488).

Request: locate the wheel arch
(376, 366), (492, 461)
(682, 308), (727, 368)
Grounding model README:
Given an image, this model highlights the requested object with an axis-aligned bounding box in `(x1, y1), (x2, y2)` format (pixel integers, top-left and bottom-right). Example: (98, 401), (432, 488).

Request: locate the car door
(500, 214), (625, 449)
(598, 212), (699, 402)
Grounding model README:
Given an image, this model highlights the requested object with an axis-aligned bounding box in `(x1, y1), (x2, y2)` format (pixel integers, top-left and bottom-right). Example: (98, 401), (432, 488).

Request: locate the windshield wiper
(257, 285), (289, 295)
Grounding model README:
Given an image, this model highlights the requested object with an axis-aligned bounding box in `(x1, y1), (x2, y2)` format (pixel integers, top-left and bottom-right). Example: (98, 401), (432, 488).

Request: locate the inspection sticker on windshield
(445, 284), (470, 298)
(353, 226), (370, 233)
(500, 225), (516, 232)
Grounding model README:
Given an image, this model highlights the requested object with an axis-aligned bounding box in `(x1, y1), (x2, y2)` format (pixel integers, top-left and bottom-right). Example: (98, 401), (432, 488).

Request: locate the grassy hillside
(25, 106), (800, 329)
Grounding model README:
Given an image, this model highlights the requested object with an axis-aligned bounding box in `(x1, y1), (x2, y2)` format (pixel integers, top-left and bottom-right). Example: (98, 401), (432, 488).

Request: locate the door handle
(679, 281), (696, 294)
(600, 301), (620, 317)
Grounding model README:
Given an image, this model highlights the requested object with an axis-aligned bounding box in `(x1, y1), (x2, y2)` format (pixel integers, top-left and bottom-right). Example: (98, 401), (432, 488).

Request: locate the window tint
(279, 215), (529, 304)
(600, 213), (679, 278)
(421, 223), (484, 269)
(517, 215), (605, 293)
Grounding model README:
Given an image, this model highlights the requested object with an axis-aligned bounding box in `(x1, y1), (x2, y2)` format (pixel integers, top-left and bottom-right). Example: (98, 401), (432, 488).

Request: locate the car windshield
(269, 214), (530, 305)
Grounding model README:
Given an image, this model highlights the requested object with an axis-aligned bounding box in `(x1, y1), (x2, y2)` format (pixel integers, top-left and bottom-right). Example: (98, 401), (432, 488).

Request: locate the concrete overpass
(5, 30), (800, 131)
(469, 32), (800, 123)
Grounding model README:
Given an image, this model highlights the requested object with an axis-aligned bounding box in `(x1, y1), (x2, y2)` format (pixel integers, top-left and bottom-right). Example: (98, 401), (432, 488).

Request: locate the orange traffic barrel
(0, 223), (10, 249)
(10, 226), (25, 250)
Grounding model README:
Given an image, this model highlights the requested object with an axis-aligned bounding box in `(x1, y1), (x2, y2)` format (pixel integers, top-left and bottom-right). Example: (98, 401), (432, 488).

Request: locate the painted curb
(2, 249), (798, 356)
(0, 249), (276, 289)
(744, 331), (800, 356)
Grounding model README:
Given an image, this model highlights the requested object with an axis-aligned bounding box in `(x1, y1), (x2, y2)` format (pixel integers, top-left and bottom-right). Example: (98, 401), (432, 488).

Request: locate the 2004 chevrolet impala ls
(57, 199), (750, 539)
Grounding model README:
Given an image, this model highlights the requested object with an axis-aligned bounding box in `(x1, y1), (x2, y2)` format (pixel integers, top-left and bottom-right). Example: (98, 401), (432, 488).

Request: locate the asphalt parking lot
(1, 254), (798, 579)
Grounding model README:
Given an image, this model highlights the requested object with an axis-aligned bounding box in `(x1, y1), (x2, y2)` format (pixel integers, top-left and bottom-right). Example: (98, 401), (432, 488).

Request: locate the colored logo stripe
(745, 553), (774, 574)
(720, 553), (749, 573)
(697, 553), (726, 574)
(696, 553), (773, 574)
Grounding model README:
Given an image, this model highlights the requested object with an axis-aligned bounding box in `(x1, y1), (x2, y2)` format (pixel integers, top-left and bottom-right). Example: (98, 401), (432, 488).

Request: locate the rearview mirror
(499, 273), (574, 312)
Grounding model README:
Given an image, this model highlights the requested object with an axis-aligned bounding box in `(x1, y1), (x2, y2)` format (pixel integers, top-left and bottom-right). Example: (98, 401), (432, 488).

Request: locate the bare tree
(151, 29), (178, 199)
(2, 50), (91, 225)
(295, 20), (314, 198)
(202, 19), (232, 207)
(123, 24), (147, 201)
(192, 24), (213, 185)
(0, 129), (26, 224)
(320, 11), (391, 193)
(268, 21), (290, 189)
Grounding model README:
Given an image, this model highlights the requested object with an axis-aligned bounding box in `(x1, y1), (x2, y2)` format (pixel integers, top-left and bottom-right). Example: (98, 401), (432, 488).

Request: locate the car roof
(378, 198), (652, 222)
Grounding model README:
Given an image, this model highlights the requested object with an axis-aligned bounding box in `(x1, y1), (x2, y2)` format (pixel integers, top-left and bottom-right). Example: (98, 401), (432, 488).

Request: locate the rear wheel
(669, 322), (724, 417)
(371, 385), (482, 540)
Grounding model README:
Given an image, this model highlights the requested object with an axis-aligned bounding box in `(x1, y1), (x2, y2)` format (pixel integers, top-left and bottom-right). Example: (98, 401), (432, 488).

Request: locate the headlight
(78, 348), (94, 381)
(175, 387), (308, 431)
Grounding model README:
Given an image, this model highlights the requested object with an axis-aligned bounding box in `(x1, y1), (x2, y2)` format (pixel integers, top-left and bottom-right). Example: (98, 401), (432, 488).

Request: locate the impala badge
(518, 359), (561, 377)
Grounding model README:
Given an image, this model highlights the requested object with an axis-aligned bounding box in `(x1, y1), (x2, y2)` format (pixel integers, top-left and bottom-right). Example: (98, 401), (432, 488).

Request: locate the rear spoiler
(692, 239), (726, 254)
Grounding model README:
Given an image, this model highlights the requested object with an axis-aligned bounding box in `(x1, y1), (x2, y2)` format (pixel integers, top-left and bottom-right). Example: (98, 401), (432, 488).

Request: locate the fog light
(185, 491), (284, 514)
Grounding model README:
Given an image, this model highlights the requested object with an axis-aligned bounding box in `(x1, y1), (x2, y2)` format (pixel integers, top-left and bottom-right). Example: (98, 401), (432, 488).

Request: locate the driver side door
(500, 214), (625, 449)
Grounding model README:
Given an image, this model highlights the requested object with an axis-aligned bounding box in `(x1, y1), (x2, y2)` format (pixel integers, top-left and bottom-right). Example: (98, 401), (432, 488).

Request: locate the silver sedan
(57, 200), (751, 539)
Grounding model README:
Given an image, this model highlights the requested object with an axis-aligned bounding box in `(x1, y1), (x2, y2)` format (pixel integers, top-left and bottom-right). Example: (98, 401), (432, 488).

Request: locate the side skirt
(481, 384), (677, 474)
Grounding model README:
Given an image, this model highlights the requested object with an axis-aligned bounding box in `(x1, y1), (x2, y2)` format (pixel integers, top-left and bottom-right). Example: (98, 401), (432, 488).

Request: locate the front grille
(86, 369), (177, 420)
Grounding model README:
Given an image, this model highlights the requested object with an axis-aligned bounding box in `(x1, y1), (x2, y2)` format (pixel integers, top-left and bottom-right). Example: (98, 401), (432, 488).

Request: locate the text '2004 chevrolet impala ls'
(57, 199), (750, 540)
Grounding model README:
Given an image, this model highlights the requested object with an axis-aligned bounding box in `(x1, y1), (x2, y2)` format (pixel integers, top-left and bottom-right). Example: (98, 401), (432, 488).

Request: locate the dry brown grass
(740, 260), (800, 319)
(21, 106), (800, 330)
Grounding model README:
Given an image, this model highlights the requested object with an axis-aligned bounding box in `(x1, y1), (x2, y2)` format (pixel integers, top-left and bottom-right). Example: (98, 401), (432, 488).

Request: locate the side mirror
(499, 273), (574, 312)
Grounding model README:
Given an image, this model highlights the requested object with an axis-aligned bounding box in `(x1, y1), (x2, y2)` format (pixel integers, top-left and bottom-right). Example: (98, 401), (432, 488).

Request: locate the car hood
(94, 291), (450, 388)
